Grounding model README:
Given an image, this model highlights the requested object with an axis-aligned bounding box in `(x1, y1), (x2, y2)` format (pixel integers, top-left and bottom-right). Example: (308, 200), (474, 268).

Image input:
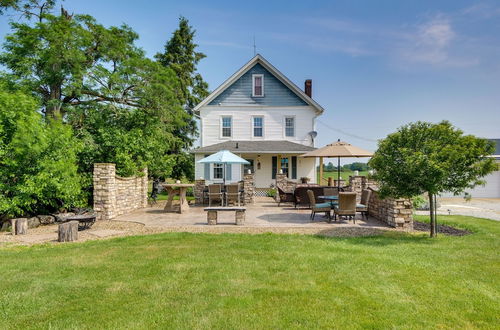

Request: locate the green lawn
(0, 215), (499, 328)
(318, 170), (369, 184)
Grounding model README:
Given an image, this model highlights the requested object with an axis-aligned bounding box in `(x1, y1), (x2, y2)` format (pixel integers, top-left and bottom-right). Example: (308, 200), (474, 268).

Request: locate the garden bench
(204, 207), (246, 225)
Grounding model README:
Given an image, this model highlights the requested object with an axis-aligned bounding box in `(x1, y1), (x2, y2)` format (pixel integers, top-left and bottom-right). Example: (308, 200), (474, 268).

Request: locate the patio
(115, 197), (392, 231)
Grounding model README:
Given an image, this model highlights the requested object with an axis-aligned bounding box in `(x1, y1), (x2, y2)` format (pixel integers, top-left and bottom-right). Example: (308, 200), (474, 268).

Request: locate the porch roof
(191, 140), (316, 154)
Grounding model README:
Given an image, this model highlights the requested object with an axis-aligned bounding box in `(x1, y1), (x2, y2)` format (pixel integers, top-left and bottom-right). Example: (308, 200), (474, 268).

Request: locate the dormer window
(252, 74), (264, 97)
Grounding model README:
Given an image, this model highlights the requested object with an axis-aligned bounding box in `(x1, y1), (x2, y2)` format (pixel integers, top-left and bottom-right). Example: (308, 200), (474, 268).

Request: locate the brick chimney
(304, 79), (312, 97)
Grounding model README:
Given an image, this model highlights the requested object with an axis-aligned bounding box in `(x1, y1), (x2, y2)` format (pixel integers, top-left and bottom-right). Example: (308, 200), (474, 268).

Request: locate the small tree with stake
(369, 121), (496, 237)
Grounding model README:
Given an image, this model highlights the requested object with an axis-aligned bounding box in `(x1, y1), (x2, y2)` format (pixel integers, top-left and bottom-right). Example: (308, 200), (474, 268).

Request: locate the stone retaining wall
(93, 163), (148, 220)
(367, 188), (413, 230)
(347, 176), (379, 202)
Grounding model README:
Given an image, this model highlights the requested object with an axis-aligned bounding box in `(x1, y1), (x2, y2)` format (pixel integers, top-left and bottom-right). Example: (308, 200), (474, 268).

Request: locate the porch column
(319, 156), (324, 185)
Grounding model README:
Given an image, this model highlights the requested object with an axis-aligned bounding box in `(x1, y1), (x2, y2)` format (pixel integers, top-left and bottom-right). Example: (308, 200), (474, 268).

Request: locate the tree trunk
(58, 221), (78, 242)
(429, 192), (436, 238)
(15, 218), (28, 235)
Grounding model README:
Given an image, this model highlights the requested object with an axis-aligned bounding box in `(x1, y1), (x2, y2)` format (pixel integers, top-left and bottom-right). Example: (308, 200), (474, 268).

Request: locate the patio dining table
(318, 195), (339, 207)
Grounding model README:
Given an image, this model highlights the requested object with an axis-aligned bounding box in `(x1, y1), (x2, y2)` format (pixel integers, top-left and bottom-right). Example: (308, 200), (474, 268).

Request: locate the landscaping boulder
(27, 216), (41, 229)
(38, 215), (55, 225)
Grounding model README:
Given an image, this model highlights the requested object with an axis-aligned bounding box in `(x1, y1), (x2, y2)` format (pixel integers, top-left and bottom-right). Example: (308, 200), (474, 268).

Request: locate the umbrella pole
(337, 156), (341, 190)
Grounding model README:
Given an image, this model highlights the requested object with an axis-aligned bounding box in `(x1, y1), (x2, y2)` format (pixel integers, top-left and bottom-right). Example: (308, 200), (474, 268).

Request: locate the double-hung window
(253, 116), (263, 137)
(221, 116), (232, 137)
(252, 74), (264, 97)
(213, 163), (223, 179)
(285, 117), (295, 137)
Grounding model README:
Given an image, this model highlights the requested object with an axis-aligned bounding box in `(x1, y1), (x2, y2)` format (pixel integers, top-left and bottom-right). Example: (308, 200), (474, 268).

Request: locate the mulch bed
(413, 221), (472, 236)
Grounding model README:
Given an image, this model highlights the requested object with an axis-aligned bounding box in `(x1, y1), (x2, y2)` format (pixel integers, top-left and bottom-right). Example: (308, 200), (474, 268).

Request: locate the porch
(193, 140), (317, 188)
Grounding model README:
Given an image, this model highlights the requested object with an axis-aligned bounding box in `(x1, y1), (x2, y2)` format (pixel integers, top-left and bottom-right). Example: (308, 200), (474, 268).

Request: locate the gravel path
(0, 220), (393, 246)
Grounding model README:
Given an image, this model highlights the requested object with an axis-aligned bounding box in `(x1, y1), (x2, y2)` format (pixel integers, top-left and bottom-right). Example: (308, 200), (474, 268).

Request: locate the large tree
(369, 121), (496, 237)
(1, 1), (193, 179)
(155, 17), (209, 179)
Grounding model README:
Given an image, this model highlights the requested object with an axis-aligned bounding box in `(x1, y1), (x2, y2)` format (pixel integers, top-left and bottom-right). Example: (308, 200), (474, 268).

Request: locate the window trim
(220, 115), (232, 139)
(252, 74), (264, 97)
(284, 116), (295, 138)
(252, 116), (264, 138)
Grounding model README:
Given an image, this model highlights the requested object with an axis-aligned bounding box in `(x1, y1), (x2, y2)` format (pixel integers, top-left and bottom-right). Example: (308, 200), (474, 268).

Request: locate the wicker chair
(208, 184), (223, 206)
(321, 187), (341, 206)
(334, 192), (357, 223)
(225, 184), (241, 206)
(307, 190), (332, 221)
(356, 189), (372, 219)
(277, 185), (295, 207)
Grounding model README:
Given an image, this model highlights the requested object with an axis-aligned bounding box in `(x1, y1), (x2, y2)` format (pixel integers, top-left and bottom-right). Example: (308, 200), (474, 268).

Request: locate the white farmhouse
(191, 54), (325, 189)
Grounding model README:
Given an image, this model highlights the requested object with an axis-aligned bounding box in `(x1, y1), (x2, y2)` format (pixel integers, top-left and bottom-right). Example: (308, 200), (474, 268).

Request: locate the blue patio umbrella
(197, 150), (250, 186)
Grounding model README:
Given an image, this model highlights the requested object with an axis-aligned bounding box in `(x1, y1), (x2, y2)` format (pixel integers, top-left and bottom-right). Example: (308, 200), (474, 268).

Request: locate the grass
(0, 215), (499, 328)
(318, 170), (369, 184)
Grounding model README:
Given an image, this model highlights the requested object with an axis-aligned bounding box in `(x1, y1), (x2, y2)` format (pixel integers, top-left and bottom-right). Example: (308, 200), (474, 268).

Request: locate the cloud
(398, 17), (479, 68)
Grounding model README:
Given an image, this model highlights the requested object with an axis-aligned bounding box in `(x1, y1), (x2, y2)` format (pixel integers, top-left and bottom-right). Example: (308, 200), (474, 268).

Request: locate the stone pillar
(243, 173), (255, 204)
(194, 179), (206, 205)
(207, 210), (217, 225)
(93, 163), (116, 221)
(235, 210), (245, 225)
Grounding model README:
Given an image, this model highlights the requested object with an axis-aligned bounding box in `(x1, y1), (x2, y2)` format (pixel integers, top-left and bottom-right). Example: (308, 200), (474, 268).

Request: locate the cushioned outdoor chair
(225, 184), (241, 206)
(356, 189), (372, 219)
(277, 185), (295, 207)
(307, 190), (332, 221)
(208, 184), (223, 206)
(334, 192), (357, 223)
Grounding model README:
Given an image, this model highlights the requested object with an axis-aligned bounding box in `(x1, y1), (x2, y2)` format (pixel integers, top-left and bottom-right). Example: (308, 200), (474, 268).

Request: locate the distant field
(317, 170), (369, 184)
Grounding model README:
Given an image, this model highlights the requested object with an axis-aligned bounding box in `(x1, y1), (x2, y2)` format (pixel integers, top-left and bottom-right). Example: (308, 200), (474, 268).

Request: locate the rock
(27, 216), (41, 229)
(38, 215), (55, 225)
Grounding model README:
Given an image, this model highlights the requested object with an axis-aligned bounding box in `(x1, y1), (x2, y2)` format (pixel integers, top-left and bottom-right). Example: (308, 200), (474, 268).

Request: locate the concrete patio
(115, 197), (392, 230)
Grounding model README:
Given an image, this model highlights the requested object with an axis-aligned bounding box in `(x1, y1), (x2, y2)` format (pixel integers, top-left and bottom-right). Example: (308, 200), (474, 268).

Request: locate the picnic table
(163, 183), (195, 214)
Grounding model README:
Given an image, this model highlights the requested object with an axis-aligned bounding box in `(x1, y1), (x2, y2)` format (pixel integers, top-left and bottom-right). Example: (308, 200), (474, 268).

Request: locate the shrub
(0, 89), (87, 217)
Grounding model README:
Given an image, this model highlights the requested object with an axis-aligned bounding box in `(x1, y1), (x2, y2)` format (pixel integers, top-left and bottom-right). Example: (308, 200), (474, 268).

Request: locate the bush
(0, 89), (87, 217)
(267, 189), (277, 198)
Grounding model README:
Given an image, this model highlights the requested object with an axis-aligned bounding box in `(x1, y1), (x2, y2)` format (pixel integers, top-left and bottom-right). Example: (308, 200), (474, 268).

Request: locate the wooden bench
(204, 207), (246, 225)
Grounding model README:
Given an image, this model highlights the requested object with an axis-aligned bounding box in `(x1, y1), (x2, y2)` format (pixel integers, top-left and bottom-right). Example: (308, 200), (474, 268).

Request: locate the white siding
(200, 106), (317, 147)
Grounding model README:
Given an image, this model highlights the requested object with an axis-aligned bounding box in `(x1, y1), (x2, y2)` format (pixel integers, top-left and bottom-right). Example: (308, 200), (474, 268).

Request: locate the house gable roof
(194, 54), (325, 114)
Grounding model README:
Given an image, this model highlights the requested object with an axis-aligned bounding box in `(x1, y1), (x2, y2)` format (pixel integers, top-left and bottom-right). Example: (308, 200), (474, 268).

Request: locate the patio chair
(225, 184), (241, 206)
(277, 185), (295, 207)
(208, 184), (223, 206)
(334, 192), (357, 223)
(307, 190), (332, 221)
(356, 189), (372, 219)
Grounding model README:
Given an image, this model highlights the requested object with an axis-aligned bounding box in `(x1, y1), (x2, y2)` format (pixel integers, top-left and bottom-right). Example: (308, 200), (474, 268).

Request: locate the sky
(1, 0), (499, 162)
